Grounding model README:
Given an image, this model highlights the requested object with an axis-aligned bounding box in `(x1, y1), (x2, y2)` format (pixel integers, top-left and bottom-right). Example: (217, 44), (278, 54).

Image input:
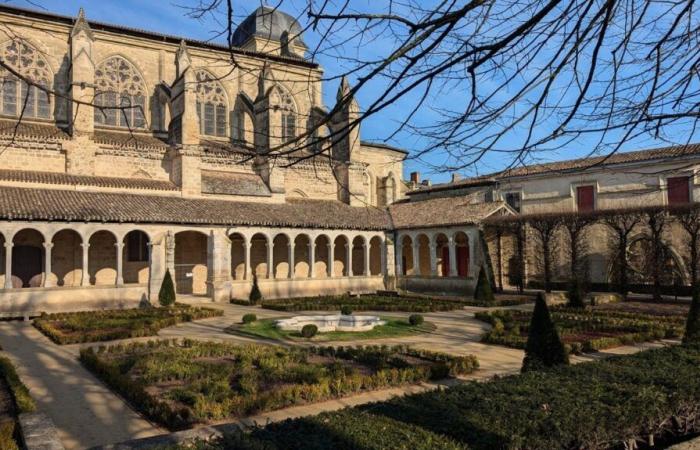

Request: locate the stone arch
(369, 236), (382, 275)
(12, 228), (45, 288)
(609, 232), (689, 286)
(352, 235), (366, 276)
(195, 69), (229, 137)
(294, 234), (312, 278)
(174, 230), (209, 295)
(229, 232), (246, 280)
(94, 55), (148, 128)
(333, 235), (348, 277)
(0, 38), (53, 119)
(272, 233), (291, 279)
(250, 232), (270, 279)
(401, 235), (414, 276)
(233, 93), (254, 145)
(454, 231), (470, 277)
(123, 230), (150, 284)
(288, 188), (308, 198)
(0, 232), (5, 288)
(314, 234), (330, 278)
(51, 229), (83, 287)
(434, 233), (449, 277)
(88, 230), (117, 286)
(416, 233), (431, 276)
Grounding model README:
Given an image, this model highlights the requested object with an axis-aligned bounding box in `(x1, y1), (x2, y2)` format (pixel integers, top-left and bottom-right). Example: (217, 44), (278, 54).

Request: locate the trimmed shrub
(242, 314), (257, 325)
(684, 284), (700, 344)
(473, 267), (494, 302)
(408, 314), (424, 326)
(0, 357), (35, 413)
(158, 269), (176, 307)
(567, 278), (586, 308)
(249, 274), (262, 304)
(301, 324), (318, 338)
(341, 305), (353, 315)
(521, 293), (569, 372)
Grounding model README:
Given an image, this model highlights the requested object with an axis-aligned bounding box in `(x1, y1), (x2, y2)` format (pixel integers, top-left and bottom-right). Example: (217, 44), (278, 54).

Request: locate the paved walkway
(0, 302), (677, 449)
(0, 322), (163, 450)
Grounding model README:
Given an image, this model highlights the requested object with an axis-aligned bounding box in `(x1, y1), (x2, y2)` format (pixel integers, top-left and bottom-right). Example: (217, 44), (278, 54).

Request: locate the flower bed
(34, 304), (224, 345)
(258, 294), (471, 312)
(79, 339), (478, 430)
(475, 304), (684, 353)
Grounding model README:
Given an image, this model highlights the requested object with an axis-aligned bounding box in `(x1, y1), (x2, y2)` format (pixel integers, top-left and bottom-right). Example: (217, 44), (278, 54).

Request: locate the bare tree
(673, 204), (700, 288)
(644, 207), (670, 301)
(528, 214), (561, 293)
(602, 208), (645, 297)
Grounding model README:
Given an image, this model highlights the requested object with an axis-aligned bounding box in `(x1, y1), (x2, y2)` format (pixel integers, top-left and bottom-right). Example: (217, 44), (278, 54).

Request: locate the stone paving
(0, 301), (678, 449)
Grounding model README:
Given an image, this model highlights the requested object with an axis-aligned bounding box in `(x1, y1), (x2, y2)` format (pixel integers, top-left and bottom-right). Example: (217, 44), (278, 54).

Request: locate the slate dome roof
(232, 6), (306, 48)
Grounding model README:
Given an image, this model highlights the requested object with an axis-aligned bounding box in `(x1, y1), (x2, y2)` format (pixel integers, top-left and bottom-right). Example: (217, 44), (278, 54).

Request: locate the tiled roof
(0, 119), (69, 140)
(94, 130), (169, 149)
(201, 171), (271, 197)
(0, 186), (390, 230)
(389, 195), (508, 229)
(0, 169), (177, 191)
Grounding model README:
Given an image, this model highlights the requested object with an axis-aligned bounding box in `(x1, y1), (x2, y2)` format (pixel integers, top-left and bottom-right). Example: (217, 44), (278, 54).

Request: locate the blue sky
(6, 0), (699, 182)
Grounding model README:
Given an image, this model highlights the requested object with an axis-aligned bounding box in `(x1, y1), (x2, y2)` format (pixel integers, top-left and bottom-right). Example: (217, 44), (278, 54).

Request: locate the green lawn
(227, 317), (436, 342)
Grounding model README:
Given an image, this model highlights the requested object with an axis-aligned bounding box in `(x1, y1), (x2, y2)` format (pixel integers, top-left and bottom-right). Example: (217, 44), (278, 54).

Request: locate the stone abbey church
(0, 4), (699, 314)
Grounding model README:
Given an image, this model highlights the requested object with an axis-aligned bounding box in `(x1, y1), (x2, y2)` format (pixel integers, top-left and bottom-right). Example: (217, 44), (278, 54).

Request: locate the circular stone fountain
(275, 315), (386, 333)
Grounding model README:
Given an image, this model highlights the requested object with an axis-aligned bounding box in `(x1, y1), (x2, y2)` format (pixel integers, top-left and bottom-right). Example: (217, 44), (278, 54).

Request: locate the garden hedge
(260, 295), (472, 312)
(176, 344), (700, 450)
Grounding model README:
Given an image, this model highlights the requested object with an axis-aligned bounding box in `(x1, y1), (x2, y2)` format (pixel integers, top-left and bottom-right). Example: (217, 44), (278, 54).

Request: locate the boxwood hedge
(170, 344), (700, 450)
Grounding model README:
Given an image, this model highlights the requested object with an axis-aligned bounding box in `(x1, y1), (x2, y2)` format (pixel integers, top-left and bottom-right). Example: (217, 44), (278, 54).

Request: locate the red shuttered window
(667, 176), (690, 205)
(576, 185), (595, 212)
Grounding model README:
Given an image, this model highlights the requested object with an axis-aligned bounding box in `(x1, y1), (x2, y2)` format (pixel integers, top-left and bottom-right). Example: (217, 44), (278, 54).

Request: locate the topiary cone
(684, 284), (700, 344)
(522, 292), (569, 372)
(158, 269), (176, 307)
(249, 274), (262, 304)
(474, 266), (494, 302)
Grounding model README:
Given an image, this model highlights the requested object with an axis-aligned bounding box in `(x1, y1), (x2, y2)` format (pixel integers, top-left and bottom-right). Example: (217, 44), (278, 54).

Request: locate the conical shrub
(522, 293), (569, 372)
(158, 269), (176, 307)
(474, 266), (494, 303)
(249, 274), (262, 304)
(684, 284), (700, 344)
(567, 278), (586, 308)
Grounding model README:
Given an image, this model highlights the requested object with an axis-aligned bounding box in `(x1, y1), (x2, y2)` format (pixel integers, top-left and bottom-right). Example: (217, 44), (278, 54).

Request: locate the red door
(576, 185), (594, 212)
(441, 247), (450, 276)
(457, 246), (469, 277)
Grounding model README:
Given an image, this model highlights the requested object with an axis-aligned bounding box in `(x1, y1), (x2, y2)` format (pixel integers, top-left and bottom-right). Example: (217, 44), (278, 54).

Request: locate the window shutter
(576, 185), (595, 212)
(668, 176), (690, 205)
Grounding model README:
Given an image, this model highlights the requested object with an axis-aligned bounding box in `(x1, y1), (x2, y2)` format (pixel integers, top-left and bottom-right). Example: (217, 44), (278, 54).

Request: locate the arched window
(94, 56), (147, 128)
(270, 85), (296, 143)
(0, 39), (52, 119)
(195, 70), (227, 137)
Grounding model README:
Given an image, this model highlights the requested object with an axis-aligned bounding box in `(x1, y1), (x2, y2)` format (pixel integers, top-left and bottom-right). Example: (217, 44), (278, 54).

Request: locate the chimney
(451, 173), (462, 183)
(410, 171), (420, 184)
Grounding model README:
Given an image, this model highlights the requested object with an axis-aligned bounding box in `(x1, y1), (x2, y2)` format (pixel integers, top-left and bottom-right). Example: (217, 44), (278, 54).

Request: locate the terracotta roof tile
(0, 186), (390, 230)
(389, 195), (507, 229)
(201, 171), (271, 197)
(0, 169), (177, 191)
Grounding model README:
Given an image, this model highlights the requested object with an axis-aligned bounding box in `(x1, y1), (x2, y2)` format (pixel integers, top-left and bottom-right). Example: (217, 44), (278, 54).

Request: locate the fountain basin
(275, 315), (386, 332)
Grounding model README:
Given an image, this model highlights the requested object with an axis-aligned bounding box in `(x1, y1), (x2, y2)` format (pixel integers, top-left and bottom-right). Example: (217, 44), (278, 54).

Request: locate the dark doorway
(12, 245), (42, 287)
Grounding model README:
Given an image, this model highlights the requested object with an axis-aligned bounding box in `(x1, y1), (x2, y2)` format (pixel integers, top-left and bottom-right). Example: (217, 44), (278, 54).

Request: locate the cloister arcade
(0, 222), (388, 311)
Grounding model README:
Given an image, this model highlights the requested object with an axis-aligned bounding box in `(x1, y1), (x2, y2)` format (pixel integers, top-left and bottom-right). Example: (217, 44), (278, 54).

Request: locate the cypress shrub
(409, 314), (424, 326)
(242, 314), (257, 325)
(473, 267), (494, 302)
(301, 324), (318, 338)
(684, 284), (700, 344)
(158, 269), (176, 307)
(566, 278), (586, 308)
(341, 305), (353, 315)
(522, 293), (569, 372)
(249, 274), (262, 304)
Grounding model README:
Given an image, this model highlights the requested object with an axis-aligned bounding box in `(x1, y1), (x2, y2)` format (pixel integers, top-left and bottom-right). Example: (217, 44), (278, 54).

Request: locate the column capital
(114, 242), (124, 248)
(81, 243), (90, 249)
(4, 242), (13, 249)
(43, 242), (54, 250)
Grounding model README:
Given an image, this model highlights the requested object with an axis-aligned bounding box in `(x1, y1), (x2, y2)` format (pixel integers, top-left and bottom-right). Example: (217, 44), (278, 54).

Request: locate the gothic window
(195, 70), (227, 137)
(270, 85), (296, 143)
(0, 39), (52, 119)
(94, 56), (147, 128)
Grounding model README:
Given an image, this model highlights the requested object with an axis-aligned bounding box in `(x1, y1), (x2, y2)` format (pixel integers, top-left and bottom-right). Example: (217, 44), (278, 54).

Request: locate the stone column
(394, 240), (402, 277)
(43, 242), (54, 287)
(244, 240), (252, 280)
(165, 230), (176, 281)
(429, 242), (438, 276)
(308, 241), (315, 278)
(207, 230), (232, 302)
(81, 243), (90, 286)
(363, 241), (370, 276)
(266, 240), (274, 279)
(147, 236), (166, 305)
(381, 240), (388, 276)
(288, 241), (295, 279)
(3, 242), (12, 289)
(115, 242), (124, 286)
(469, 230), (478, 277)
(412, 240), (420, 276)
(448, 236), (458, 277)
(346, 243), (353, 277)
(327, 241), (334, 277)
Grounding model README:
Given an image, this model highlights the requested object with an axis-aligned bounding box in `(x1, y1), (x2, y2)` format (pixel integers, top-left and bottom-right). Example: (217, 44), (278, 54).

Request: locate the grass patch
(0, 356), (35, 450)
(228, 317), (437, 342)
(34, 304), (223, 344)
(475, 303), (685, 353)
(161, 344), (700, 450)
(79, 339), (478, 430)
